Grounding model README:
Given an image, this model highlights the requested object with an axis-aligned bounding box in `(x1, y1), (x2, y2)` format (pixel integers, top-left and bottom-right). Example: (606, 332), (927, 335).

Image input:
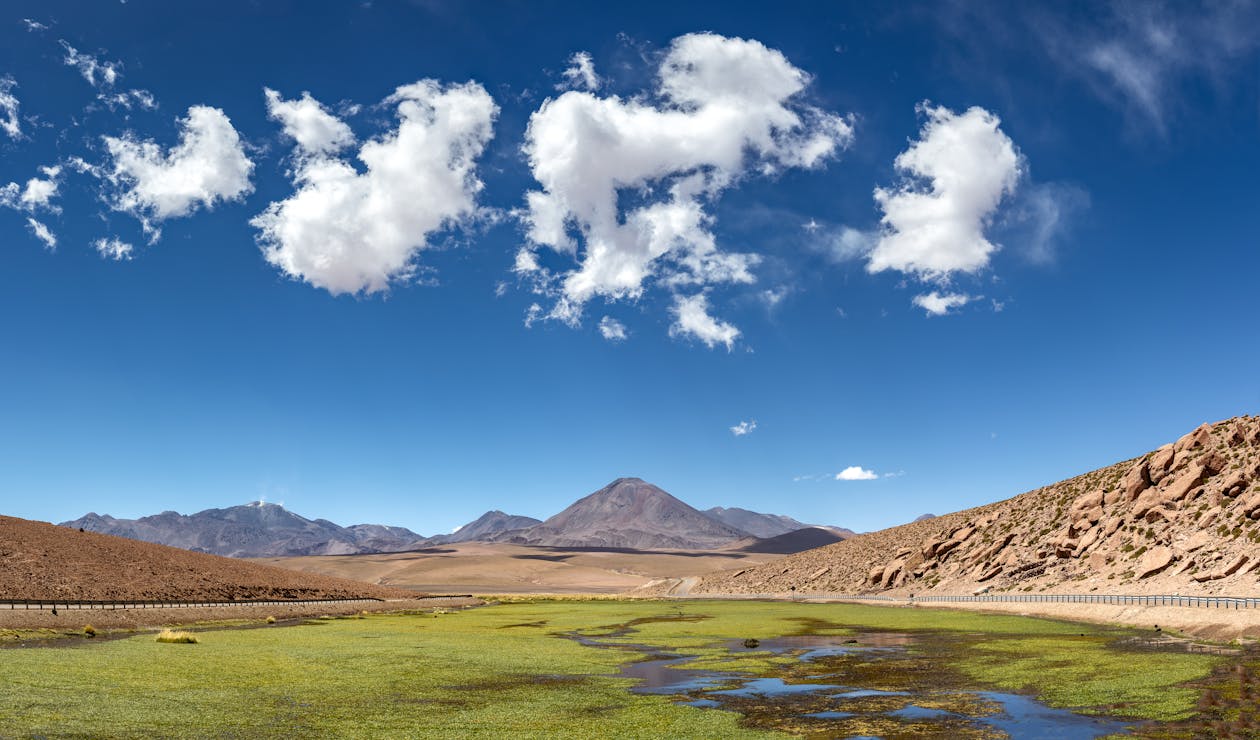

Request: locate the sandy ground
(0, 597), (480, 632)
(256, 542), (786, 594)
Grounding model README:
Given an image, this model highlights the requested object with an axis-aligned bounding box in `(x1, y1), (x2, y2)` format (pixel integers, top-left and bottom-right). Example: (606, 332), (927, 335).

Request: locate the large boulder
(1147, 444), (1176, 484)
(1136, 546), (1175, 579)
(1121, 462), (1151, 502)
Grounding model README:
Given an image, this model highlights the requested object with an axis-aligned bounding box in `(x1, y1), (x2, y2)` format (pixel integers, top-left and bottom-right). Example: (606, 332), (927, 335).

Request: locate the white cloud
(253, 81), (497, 295)
(22, 19), (48, 31)
(912, 291), (972, 316)
(558, 51), (600, 91)
(519, 33), (853, 340)
(263, 88), (355, 155)
(836, 466), (878, 481)
(103, 105), (254, 238)
(1, 166), (61, 212)
(867, 104), (1022, 282)
(0, 76), (20, 139)
(26, 218), (56, 249)
(99, 89), (158, 111)
(60, 41), (121, 88)
(597, 316), (628, 341)
(1043, 3), (1260, 132)
(1001, 182), (1089, 265)
(93, 237), (134, 261)
(669, 293), (740, 350)
(730, 420), (758, 436)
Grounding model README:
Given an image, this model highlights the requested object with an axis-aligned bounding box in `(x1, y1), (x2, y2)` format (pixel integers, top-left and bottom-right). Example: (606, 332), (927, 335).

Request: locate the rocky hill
(697, 416), (1260, 596)
(63, 502), (426, 558)
(492, 477), (751, 550)
(1, 515), (412, 601)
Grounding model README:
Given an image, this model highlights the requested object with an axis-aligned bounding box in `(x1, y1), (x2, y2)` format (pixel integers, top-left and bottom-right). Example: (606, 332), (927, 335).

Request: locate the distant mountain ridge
(703, 507), (809, 538)
(428, 511), (543, 544)
(63, 480), (852, 557)
(63, 502), (426, 559)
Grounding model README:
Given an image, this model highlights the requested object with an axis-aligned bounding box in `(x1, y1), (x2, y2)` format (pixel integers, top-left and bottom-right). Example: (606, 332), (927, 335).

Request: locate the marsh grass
(154, 629), (199, 644)
(0, 600), (1228, 738)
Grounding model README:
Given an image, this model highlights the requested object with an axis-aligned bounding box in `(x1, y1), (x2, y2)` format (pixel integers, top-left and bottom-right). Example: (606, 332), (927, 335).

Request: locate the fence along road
(1, 597), (384, 611)
(673, 592), (1260, 609)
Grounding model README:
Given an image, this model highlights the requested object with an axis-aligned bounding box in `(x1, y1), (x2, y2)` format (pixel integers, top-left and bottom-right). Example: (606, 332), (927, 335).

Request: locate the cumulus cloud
(669, 293), (741, 350)
(1, 166), (62, 212)
(93, 237), (134, 261)
(103, 106), (254, 239)
(597, 316), (628, 341)
(835, 466), (878, 481)
(0, 76), (20, 139)
(519, 33), (853, 342)
(867, 104), (1023, 282)
(730, 419), (758, 436)
(558, 51), (600, 91)
(262, 88), (355, 155)
(912, 291), (973, 316)
(26, 218), (55, 249)
(60, 41), (121, 88)
(253, 81), (497, 295)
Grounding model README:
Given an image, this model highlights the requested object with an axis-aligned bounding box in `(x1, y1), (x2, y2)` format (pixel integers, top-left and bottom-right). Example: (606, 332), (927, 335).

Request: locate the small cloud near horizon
(836, 465), (878, 480)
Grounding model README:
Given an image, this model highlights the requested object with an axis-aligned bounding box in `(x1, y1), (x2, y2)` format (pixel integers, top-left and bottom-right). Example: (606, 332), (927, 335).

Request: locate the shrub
(82, 625), (96, 638)
(155, 629), (199, 644)
(265, 616), (276, 624)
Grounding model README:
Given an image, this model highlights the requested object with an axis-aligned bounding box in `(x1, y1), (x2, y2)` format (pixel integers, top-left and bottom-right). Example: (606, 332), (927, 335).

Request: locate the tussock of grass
(82, 625), (96, 638)
(154, 629), (199, 644)
(265, 616), (276, 624)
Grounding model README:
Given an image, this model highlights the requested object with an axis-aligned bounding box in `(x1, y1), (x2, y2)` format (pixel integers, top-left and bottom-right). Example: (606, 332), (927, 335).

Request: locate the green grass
(0, 600), (1224, 737)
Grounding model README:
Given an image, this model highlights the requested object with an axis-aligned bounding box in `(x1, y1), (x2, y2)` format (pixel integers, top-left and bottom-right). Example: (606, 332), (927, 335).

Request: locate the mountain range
(62, 478), (846, 557)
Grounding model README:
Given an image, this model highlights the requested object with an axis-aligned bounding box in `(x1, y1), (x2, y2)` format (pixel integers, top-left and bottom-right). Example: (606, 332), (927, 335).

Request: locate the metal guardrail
(0, 597), (383, 611)
(912, 593), (1260, 609)
(673, 592), (1260, 609)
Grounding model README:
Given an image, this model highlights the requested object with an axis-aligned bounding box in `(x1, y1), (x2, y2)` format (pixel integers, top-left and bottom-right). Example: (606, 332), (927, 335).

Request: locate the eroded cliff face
(697, 416), (1260, 596)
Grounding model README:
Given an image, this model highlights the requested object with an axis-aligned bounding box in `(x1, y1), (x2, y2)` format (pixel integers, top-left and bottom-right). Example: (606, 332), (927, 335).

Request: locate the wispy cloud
(730, 420), (758, 437)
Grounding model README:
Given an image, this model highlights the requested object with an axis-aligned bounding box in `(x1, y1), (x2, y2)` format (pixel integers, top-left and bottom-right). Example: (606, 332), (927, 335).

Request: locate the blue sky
(1, 1), (1257, 535)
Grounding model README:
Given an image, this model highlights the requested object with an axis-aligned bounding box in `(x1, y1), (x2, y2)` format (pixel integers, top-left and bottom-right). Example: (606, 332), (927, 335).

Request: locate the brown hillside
(0, 515), (414, 601)
(697, 416), (1260, 597)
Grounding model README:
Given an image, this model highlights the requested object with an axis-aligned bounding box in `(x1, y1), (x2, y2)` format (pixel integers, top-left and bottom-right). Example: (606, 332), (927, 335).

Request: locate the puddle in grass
(586, 628), (1137, 738)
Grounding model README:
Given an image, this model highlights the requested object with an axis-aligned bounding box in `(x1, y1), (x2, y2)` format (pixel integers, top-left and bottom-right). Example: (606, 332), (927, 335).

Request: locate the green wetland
(1, 599), (1256, 738)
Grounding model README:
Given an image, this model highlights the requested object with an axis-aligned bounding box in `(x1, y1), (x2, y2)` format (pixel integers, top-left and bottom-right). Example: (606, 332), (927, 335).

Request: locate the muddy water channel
(576, 625), (1136, 739)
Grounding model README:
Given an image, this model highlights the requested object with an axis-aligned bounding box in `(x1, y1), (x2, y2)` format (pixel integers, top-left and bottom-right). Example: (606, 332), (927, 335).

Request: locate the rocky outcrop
(695, 415), (1260, 597)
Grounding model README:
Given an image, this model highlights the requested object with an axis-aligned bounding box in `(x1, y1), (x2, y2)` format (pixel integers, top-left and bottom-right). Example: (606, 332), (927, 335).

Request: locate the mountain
(2, 514), (409, 601)
(429, 511), (543, 544)
(62, 502), (425, 558)
(737, 527), (848, 554)
(703, 507), (811, 538)
(493, 477), (752, 550)
(913, 513), (937, 522)
(697, 416), (1260, 596)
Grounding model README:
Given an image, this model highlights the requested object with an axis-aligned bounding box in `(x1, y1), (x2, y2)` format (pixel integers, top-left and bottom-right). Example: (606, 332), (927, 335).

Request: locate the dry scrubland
(698, 416), (1260, 601)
